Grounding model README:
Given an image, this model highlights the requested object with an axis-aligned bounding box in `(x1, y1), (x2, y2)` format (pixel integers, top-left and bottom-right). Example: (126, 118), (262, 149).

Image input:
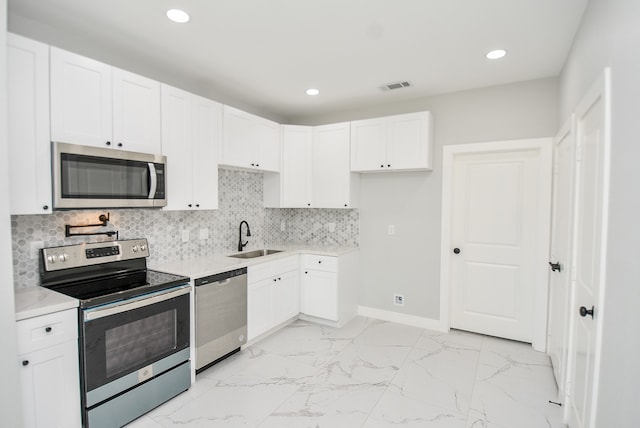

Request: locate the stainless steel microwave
(52, 142), (167, 209)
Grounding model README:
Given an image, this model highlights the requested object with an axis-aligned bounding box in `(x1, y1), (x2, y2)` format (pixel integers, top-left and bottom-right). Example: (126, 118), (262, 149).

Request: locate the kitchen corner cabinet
(312, 123), (359, 208)
(264, 123), (359, 209)
(50, 47), (162, 153)
(264, 125), (313, 208)
(7, 33), (52, 215)
(17, 309), (81, 428)
(350, 111), (433, 172)
(220, 105), (280, 172)
(300, 251), (359, 326)
(161, 84), (222, 211)
(247, 256), (299, 340)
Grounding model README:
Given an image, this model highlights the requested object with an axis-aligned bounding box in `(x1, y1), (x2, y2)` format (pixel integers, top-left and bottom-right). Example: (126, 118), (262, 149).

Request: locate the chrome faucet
(238, 220), (251, 251)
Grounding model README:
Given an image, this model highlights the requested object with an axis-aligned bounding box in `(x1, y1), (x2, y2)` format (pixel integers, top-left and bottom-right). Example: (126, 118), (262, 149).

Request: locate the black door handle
(549, 262), (562, 272)
(453, 248), (461, 254)
(579, 306), (594, 319)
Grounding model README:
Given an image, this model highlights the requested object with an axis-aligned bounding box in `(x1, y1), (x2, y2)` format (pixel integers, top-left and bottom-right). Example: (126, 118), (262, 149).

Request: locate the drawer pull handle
(22, 360), (29, 366)
(45, 327), (52, 333)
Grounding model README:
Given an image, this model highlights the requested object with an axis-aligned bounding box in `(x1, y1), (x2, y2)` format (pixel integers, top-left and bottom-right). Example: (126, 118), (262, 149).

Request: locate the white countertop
(13, 245), (357, 320)
(14, 286), (79, 321)
(150, 245), (358, 278)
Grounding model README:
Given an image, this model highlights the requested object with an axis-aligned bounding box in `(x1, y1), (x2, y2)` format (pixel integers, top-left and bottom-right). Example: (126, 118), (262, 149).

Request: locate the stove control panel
(41, 239), (150, 271)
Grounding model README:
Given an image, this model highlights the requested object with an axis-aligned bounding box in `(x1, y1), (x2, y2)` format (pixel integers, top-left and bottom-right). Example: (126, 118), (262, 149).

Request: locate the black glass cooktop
(41, 258), (190, 309)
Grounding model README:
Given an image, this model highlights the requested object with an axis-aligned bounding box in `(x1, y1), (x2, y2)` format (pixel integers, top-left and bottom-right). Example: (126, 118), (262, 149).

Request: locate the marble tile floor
(127, 317), (565, 428)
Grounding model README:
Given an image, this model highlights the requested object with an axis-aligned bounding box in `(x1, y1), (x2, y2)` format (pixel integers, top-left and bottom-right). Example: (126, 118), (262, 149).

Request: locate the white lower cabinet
(300, 252), (359, 326)
(247, 256), (299, 340)
(301, 268), (338, 321)
(17, 309), (81, 428)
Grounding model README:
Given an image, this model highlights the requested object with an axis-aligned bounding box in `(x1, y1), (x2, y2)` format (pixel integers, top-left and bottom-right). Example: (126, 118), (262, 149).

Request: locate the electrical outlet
(280, 221), (286, 232)
(181, 230), (190, 243)
(327, 222), (336, 232)
(198, 228), (209, 240)
(394, 294), (405, 306)
(387, 224), (395, 235)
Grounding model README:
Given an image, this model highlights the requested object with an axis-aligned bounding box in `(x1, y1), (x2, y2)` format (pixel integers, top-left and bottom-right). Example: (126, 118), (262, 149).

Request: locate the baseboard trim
(357, 306), (446, 332)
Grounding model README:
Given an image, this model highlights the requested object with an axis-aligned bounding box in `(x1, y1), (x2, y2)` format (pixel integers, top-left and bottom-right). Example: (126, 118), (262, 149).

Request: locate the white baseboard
(357, 306), (447, 332)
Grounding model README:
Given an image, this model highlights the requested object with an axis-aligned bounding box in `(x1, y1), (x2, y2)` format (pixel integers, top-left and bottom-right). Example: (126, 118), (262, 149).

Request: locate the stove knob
(132, 245), (139, 253)
(47, 255), (56, 264)
(58, 254), (68, 262)
(140, 244), (147, 252)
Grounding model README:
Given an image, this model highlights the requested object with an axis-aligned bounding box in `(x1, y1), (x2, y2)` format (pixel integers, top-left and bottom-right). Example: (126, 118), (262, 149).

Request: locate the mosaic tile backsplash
(12, 169), (359, 288)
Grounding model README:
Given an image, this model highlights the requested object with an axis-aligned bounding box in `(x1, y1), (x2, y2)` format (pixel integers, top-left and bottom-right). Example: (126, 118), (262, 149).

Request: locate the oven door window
(82, 293), (189, 392)
(61, 153), (151, 199)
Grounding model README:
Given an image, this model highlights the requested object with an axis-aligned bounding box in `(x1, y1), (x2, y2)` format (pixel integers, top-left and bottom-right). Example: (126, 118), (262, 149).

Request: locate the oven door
(81, 285), (190, 407)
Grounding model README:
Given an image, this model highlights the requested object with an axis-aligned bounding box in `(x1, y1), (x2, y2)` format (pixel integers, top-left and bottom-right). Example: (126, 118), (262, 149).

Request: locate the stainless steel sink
(228, 249), (283, 259)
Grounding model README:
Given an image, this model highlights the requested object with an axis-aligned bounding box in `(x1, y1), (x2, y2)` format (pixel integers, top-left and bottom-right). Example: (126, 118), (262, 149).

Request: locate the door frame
(440, 138), (553, 351)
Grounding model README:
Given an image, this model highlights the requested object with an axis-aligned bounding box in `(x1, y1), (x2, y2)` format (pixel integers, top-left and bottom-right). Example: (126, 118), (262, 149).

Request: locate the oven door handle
(84, 285), (190, 321)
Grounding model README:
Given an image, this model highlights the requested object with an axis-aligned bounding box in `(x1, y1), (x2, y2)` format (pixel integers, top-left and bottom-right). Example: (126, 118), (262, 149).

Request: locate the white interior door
(448, 140), (552, 344)
(566, 69), (611, 428)
(547, 116), (576, 400)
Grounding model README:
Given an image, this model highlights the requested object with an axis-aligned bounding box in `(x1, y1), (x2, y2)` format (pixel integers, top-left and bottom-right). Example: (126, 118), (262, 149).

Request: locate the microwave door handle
(148, 163), (157, 199)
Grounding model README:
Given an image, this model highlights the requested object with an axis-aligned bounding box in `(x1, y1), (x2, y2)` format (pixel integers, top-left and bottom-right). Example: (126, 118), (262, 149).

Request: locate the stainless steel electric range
(40, 239), (191, 428)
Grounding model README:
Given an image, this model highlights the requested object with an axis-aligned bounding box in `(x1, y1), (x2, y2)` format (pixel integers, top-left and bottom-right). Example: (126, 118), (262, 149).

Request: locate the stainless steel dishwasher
(195, 267), (247, 372)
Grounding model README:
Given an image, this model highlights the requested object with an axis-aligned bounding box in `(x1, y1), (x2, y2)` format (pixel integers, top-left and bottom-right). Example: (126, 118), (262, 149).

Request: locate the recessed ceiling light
(167, 9), (190, 23)
(306, 88), (320, 96)
(486, 49), (507, 60)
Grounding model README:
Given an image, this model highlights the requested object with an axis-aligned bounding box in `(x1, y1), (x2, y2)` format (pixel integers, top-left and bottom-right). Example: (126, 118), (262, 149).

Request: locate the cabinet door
(7, 34), (52, 215)
(387, 111), (433, 170)
(301, 269), (338, 321)
(281, 125), (312, 207)
(50, 47), (112, 148)
(312, 122), (353, 208)
(350, 117), (387, 171)
(161, 84), (194, 211)
(256, 118), (280, 172)
(221, 106), (253, 169)
(272, 270), (299, 325)
(112, 67), (161, 153)
(191, 95), (222, 210)
(19, 340), (81, 428)
(247, 278), (273, 340)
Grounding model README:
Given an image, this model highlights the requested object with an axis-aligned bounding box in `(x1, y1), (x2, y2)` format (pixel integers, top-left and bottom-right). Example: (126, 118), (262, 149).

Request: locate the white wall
(0, 0), (23, 424)
(340, 78), (559, 320)
(560, 1), (640, 426)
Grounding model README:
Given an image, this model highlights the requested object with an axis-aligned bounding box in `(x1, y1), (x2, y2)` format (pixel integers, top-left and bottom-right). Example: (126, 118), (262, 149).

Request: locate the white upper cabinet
(50, 47), (113, 148)
(350, 111), (433, 172)
(312, 122), (358, 208)
(161, 84), (221, 211)
(50, 48), (162, 153)
(7, 33), (52, 215)
(112, 68), (161, 153)
(276, 125), (313, 207)
(221, 105), (280, 172)
(264, 122), (358, 209)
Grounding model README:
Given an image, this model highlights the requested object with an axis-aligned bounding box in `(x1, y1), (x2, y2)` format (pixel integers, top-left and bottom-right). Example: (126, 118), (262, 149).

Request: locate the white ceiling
(8, 0), (588, 122)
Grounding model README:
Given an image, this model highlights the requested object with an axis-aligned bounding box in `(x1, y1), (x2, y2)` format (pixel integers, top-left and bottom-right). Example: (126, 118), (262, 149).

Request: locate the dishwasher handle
(195, 267), (247, 287)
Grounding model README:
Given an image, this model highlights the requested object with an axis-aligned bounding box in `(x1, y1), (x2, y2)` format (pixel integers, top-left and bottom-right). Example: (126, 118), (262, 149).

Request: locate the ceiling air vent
(381, 81), (412, 91)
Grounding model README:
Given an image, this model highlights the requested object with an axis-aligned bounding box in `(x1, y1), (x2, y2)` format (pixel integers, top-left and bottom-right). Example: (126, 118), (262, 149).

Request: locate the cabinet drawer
(17, 308), (78, 354)
(301, 254), (337, 272)
(248, 255), (299, 283)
